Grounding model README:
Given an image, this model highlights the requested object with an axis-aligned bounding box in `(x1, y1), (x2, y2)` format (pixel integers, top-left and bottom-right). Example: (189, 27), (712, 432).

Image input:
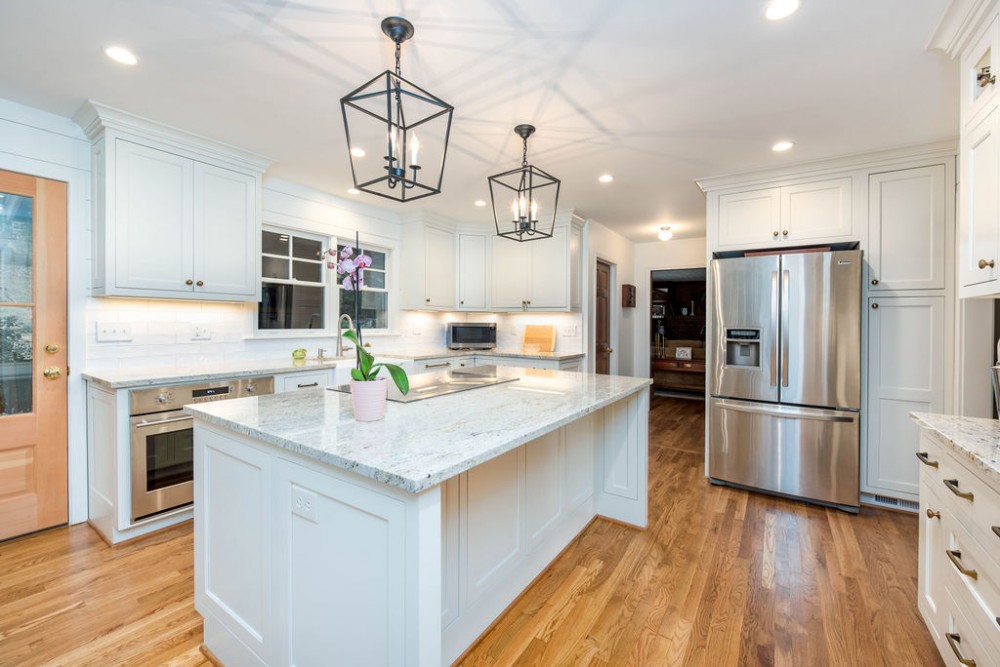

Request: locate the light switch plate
(191, 324), (211, 340)
(560, 325), (578, 337)
(96, 322), (132, 342)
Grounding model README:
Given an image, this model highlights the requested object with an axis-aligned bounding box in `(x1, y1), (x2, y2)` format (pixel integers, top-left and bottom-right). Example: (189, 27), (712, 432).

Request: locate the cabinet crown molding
(927, 0), (996, 57)
(696, 141), (957, 193)
(72, 100), (271, 174)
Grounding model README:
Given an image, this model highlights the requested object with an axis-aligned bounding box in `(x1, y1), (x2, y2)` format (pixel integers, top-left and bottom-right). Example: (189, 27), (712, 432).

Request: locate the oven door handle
(134, 415), (192, 428)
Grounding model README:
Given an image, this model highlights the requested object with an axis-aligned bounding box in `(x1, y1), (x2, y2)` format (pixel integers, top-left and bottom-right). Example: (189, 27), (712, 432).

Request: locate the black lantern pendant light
(340, 17), (454, 203)
(488, 124), (561, 242)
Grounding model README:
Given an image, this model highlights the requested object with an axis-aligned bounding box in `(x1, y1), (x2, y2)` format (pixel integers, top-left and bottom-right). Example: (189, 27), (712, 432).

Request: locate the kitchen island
(186, 367), (650, 666)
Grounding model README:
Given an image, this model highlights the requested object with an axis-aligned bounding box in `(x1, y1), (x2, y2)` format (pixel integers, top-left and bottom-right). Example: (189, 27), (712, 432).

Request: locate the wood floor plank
(0, 396), (942, 667)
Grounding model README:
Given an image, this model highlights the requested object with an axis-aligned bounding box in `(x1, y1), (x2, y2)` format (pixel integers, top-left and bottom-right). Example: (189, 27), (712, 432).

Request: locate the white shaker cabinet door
(717, 187), (781, 248)
(528, 226), (570, 309)
(868, 165), (947, 291)
(491, 236), (529, 309)
(458, 234), (487, 310)
(424, 226), (457, 309)
(960, 107), (1000, 292)
(114, 139), (194, 293)
(192, 163), (258, 298)
(781, 177), (853, 243)
(865, 296), (945, 499)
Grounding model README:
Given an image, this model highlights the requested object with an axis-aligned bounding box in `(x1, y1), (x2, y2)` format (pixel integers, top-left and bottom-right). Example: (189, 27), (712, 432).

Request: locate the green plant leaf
(378, 363), (409, 395)
(342, 328), (359, 345)
(350, 367), (364, 381)
(358, 346), (375, 379)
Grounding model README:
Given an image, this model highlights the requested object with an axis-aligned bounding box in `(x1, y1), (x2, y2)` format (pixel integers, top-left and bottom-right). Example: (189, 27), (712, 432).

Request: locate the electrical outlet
(191, 324), (211, 340)
(291, 486), (318, 523)
(560, 325), (578, 337)
(96, 322), (132, 342)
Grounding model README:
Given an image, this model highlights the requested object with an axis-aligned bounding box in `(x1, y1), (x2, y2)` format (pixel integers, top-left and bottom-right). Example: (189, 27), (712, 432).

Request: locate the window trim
(255, 225), (335, 337)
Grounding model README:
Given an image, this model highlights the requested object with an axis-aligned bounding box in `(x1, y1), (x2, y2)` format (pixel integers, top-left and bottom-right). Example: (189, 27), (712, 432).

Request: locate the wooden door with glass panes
(0, 170), (67, 541)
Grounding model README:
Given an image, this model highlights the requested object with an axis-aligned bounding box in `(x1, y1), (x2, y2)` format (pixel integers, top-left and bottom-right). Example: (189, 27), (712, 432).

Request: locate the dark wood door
(595, 260), (611, 374)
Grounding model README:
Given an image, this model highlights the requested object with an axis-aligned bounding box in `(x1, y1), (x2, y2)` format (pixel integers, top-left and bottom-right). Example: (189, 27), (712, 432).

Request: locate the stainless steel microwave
(447, 322), (497, 349)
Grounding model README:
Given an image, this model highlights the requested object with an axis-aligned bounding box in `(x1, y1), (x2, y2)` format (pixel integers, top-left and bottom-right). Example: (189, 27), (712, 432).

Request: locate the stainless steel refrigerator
(708, 249), (862, 511)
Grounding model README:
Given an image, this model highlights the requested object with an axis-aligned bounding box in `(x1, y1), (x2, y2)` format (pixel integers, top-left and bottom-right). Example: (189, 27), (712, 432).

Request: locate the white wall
(0, 98), (91, 524)
(632, 238), (707, 379)
(581, 219), (636, 375)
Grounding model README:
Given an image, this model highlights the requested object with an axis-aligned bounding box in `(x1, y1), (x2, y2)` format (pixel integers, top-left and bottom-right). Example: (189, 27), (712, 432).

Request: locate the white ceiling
(0, 0), (957, 241)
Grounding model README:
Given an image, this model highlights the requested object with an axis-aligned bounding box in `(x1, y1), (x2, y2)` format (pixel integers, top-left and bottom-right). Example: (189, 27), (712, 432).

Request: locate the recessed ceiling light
(350, 147), (366, 158)
(765, 0), (800, 21)
(658, 226), (673, 241)
(347, 188), (361, 195)
(772, 140), (794, 152)
(104, 45), (138, 65)
(474, 200), (487, 207)
(598, 174), (614, 184)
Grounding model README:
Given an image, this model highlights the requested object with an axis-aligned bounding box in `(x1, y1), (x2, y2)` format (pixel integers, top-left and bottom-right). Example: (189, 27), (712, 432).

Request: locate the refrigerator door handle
(713, 399), (856, 423)
(780, 269), (790, 388)
(770, 271), (779, 386)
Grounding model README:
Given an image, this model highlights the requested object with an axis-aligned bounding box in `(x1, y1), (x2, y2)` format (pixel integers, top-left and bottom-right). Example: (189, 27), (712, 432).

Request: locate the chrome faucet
(316, 348), (327, 361)
(336, 314), (355, 356)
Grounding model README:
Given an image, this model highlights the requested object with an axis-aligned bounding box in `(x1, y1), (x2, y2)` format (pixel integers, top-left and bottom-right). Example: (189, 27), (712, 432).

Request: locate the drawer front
(417, 358), (456, 373)
(942, 584), (997, 667)
(280, 371), (331, 392)
(941, 509), (1000, 654)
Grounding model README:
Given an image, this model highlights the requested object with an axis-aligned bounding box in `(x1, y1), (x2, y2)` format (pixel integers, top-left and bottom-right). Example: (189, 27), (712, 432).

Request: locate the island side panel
(195, 422), (443, 667)
(595, 389), (649, 528)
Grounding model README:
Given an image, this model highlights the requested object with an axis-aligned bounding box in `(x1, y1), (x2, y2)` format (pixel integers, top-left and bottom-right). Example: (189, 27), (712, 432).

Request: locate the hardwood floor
(0, 396), (941, 666)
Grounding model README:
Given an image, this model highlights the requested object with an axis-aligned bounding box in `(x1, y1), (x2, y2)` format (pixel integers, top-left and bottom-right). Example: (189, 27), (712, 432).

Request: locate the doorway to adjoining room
(649, 268), (706, 399)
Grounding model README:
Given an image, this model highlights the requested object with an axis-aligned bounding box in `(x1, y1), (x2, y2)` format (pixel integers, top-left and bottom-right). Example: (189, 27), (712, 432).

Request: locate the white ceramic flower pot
(350, 377), (388, 421)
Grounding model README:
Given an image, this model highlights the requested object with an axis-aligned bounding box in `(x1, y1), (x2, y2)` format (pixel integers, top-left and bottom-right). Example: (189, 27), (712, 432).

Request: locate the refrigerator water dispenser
(725, 329), (760, 367)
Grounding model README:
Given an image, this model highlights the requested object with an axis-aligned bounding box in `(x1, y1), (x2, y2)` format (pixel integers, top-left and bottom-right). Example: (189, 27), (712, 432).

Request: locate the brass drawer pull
(915, 451), (938, 468)
(296, 382), (319, 388)
(946, 550), (978, 580)
(946, 633), (977, 666)
(424, 361), (452, 369)
(979, 259), (995, 269)
(944, 478), (974, 501)
(926, 508), (940, 519)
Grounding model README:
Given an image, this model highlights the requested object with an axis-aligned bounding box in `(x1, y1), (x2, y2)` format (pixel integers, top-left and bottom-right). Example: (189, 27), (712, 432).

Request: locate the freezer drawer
(709, 398), (859, 509)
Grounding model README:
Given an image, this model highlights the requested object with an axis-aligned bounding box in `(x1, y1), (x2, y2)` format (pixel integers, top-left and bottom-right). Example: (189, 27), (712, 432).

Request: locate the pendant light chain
(521, 136), (529, 168)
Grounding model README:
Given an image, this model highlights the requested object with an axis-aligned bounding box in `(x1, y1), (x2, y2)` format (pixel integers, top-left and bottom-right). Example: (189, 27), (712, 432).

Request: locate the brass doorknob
(44, 344), (60, 354)
(979, 259), (996, 269)
(43, 366), (62, 380)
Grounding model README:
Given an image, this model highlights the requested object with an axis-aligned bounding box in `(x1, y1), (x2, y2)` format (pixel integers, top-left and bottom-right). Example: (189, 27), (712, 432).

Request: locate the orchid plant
(325, 236), (409, 395)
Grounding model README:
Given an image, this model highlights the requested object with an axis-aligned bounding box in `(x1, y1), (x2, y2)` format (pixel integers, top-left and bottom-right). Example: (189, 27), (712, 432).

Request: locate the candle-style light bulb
(530, 198), (538, 221)
(410, 133), (420, 167)
(388, 126), (397, 161)
(511, 199), (519, 220)
(519, 193), (527, 219)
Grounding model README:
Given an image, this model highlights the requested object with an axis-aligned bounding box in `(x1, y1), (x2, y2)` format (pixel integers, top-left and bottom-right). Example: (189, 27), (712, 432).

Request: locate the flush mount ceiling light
(598, 174), (614, 183)
(488, 124), (561, 242)
(340, 17), (454, 203)
(765, 0), (800, 21)
(658, 226), (673, 241)
(104, 45), (137, 65)
(772, 140), (794, 152)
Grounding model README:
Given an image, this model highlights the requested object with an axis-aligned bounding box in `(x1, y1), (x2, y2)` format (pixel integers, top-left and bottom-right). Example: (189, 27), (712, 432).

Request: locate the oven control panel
(130, 376), (275, 415)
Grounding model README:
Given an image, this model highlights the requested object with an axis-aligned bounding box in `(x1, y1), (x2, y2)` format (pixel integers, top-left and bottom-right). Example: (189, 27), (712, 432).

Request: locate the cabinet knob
(979, 258), (996, 269)
(196, 280), (204, 287)
(871, 278), (878, 286)
(426, 298), (430, 303)
(460, 300), (464, 305)
(871, 303), (879, 309)
(782, 230), (788, 237)
(773, 231), (779, 237)
(926, 508), (940, 520)
(185, 279), (194, 286)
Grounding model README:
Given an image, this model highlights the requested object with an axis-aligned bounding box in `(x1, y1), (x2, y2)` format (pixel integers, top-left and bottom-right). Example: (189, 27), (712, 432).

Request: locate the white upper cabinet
(714, 177), (853, 249)
(76, 102), (269, 302)
(960, 107), (1000, 294)
(400, 220), (456, 310)
(490, 222), (581, 311)
(458, 234), (488, 311)
(868, 165), (947, 291)
(960, 14), (999, 128)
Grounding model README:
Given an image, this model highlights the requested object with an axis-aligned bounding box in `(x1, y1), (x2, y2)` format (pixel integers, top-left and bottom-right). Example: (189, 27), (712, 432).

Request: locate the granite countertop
(910, 412), (1000, 486)
(186, 368), (650, 494)
(81, 348), (585, 389)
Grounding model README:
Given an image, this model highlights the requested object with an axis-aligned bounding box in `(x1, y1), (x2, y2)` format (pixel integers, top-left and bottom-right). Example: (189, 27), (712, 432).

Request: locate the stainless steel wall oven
(129, 377), (274, 521)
